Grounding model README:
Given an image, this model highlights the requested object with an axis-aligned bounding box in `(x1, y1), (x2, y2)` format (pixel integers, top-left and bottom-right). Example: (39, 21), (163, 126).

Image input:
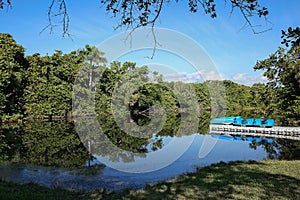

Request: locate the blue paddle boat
(211, 116), (242, 125)
(253, 118), (263, 126)
(211, 116), (275, 128)
(263, 119), (275, 127)
(243, 118), (254, 126)
(233, 117), (243, 126)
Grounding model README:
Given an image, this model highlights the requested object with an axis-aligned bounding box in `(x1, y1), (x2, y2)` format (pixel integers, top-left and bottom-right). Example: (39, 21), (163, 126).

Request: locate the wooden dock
(209, 124), (300, 140)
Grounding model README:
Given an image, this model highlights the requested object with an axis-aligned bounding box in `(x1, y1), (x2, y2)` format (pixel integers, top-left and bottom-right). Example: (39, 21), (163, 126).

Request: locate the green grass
(0, 160), (299, 199)
(109, 160), (300, 200)
(0, 180), (90, 200)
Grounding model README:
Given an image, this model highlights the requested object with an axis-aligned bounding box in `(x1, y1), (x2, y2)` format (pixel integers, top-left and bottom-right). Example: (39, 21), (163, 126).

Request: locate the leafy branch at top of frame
(101, 0), (271, 33)
(0, 0), (272, 35)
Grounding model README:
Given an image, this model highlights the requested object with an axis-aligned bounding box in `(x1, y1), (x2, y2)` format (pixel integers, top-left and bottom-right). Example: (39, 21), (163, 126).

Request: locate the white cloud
(230, 73), (268, 86)
(161, 70), (267, 86)
(163, 70), (224, 83)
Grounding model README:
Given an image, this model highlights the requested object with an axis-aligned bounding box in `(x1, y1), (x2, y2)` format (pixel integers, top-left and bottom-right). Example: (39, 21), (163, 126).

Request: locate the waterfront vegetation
(0, 160), (299, 199)
(0, 33), (299, 126)
(1, 120), (300, 167)
(0, 32), (300, 199)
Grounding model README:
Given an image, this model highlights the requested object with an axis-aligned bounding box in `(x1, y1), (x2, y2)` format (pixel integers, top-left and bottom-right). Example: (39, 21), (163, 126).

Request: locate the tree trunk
(89, 61), (93, 91)
(88, 140), (91, 167)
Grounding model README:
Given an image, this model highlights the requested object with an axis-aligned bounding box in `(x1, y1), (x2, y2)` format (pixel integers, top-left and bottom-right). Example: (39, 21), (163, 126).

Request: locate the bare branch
(0, 0), (12, 11)
(149, 25), (161, 59)
(230, 0), (272, 34)
(2, 0), (273, 46)
(117, 0), (164, 58)
(40, 0), (71, 37)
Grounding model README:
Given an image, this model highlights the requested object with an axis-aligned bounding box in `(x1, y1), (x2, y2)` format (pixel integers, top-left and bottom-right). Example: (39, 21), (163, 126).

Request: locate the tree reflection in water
(0, 115), (299, 169)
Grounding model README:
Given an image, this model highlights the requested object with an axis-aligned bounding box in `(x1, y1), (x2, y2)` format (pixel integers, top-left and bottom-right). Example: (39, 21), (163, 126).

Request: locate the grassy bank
(0, 180), (89, 200)
(1, 160), (299, 199)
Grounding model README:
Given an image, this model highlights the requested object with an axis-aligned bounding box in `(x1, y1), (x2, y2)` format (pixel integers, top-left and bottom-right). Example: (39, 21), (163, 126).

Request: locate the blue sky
(1, 0), (299, 85)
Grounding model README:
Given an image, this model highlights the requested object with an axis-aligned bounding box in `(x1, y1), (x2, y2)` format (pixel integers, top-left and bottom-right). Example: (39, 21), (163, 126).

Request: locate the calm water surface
(0, 121), (299, 191)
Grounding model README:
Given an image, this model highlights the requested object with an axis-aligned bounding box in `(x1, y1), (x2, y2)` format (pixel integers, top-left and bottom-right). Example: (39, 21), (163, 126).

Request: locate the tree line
(0, 33), (299, 125)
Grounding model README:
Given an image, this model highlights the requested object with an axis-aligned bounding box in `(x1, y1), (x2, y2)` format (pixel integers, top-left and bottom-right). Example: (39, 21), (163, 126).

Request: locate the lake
(0, 120), (299, 191)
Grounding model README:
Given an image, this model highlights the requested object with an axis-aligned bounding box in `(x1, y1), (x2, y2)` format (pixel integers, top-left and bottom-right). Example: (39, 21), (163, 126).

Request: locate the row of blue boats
(210, 116), (275, 127)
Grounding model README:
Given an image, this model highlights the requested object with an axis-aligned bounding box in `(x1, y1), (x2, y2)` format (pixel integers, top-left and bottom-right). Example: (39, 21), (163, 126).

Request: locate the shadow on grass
(109, 160), (300, 199)
(0, 179), (89, 200)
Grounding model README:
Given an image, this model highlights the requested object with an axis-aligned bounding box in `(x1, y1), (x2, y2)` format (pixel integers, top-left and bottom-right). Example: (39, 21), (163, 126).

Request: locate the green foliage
(203, 80), (226, 118)
(0, 121), (90, 167)
(281, 27), (300, 47)
(250, 138), (300, 160)
(92, 62), (176, 161)
(100, 0), (269, 33)
(20, 121), (89, 167)
(23, 45), (107, 118)
(0, 123), (23, 162)
(254, 45), (300, 124)
(223, 80), (251, 116)
(191, 82), (210, 111)
(0, 33), (299, 126)
(221, 80), (274, 119)
(0, 33), (27, 121)
(1, 0), (270, 36)
(23, 50), (83, 118)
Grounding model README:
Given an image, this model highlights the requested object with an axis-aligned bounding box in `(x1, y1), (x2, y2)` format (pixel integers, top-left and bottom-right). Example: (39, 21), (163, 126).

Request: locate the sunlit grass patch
(109, 160), (300, 199)
(0, 160), (299, 199)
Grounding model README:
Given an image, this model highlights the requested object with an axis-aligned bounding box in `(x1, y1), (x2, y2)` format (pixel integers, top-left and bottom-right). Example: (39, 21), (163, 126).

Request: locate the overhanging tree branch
(1, 0), (273, 40)
(40, 0), (70, 36)
(0, 0), (11, 9)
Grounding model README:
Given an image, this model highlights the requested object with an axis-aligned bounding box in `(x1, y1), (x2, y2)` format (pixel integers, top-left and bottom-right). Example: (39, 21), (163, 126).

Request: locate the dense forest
(0, 33), (299, 126)
(0, 32), (299, 165)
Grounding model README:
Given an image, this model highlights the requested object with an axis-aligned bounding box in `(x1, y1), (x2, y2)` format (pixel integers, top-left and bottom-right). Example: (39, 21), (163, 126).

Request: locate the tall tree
(0, 33), (27, 121)
(254, 46), (300, 124)
(85, 45), (107, 92)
